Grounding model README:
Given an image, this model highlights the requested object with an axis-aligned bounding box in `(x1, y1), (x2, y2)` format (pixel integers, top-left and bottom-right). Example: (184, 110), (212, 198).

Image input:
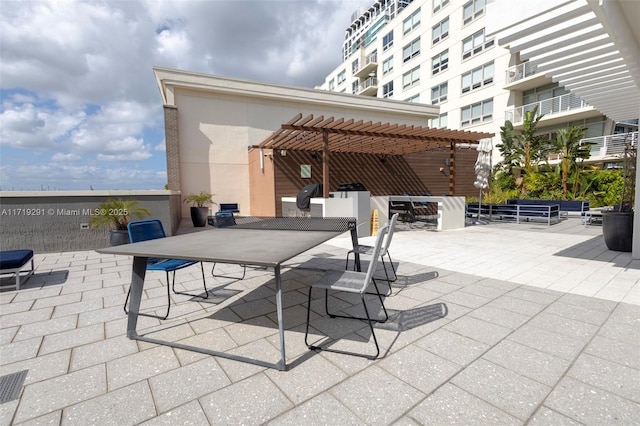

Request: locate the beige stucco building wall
(153, 67), (439, 219)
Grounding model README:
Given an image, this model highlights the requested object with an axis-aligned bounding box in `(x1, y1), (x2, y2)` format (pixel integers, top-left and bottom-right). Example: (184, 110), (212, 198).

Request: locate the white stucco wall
(154, 67), (439, 219)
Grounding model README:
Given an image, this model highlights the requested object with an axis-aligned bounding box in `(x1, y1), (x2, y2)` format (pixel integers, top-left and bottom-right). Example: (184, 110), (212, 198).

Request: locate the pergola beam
(255, 114), (494, 196)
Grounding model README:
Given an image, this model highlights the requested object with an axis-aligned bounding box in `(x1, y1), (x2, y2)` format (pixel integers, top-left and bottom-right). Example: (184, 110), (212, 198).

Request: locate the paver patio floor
(1, 218), (638, 425)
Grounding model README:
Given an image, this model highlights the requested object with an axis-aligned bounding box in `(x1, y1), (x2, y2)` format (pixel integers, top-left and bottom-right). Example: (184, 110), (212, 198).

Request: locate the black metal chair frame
(123, 219), (209, 320)
(305, 223), (391, 359)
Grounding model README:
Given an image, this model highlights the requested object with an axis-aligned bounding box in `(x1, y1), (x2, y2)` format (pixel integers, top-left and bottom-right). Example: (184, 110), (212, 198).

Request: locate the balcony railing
(505, 93), (589, 123)
(547, 132), (638, 161)
(505, 62), (538, 84)
(358, 77), (378, 95)
(353, 51), (378, 77)
(582, 132), (638, 158)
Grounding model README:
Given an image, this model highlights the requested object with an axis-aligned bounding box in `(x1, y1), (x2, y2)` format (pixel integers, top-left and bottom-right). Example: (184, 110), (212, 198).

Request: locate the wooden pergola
(255, 113), (494, 197)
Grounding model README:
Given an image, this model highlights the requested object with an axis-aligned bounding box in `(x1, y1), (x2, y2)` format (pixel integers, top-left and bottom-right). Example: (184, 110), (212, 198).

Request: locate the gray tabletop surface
(96, 228), (342, 267)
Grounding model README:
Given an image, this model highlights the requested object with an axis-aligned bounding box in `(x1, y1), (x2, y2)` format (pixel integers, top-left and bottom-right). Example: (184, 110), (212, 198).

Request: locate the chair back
(381, 213), (399, 255)
(128, 219), (166, 243)
(361, 223), (390, 293)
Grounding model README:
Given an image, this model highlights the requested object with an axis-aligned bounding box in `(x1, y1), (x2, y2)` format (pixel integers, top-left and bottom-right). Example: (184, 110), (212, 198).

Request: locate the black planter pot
(109, 230), (130, 246)
(602, 211), (633, 252)
(190, 206), (209, 227)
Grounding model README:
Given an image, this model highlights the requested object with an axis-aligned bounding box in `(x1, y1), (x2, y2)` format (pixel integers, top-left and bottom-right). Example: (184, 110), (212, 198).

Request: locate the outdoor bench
(467, 203), (561, 225)
(506, 199), (589, 220)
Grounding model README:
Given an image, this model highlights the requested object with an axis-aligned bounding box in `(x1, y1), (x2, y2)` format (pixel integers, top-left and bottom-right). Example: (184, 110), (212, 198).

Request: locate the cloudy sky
(0, 0), (371, 191)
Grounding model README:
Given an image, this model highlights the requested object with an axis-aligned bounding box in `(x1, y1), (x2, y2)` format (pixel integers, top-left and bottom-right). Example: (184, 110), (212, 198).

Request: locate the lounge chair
(123, 219), (208, 320)
(0, 249), (34, 290)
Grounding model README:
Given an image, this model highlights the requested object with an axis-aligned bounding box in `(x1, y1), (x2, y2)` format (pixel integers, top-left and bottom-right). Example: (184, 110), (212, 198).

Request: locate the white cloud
(51, 153), (81, 162)
(0, 102), (85, 149)
(0, 0), (369, 190)
(0, 162), (166, 191)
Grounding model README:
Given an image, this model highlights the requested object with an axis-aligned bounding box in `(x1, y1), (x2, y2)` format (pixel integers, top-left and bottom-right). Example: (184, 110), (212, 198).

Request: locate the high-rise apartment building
(319, 0), (637, 166)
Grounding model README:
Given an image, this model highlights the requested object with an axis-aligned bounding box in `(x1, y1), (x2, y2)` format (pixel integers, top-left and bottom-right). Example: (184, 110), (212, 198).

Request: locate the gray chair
(346, 213), (399, 293)
(305, 222), (390, 359)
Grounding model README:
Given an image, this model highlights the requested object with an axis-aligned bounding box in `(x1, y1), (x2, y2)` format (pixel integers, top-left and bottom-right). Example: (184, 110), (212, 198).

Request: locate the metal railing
(505, 62), (538, 84)
(352, 51), (378, 75)
(358, 77), (378, 93)
(547, 132), (638, 161)
(505, 93), (590, 123)
(581, 131), (638, 158)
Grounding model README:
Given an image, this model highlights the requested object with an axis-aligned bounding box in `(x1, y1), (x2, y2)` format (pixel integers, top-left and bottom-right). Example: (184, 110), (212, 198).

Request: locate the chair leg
(211, 263), (247, 281)
(305, 286), (381, 359)
(123, 274), (170, 320)
(172, 262), (209, 299)
(360, 294), (381, 359)
(324, 280), (388, 323)
(384, 252), (398, 283)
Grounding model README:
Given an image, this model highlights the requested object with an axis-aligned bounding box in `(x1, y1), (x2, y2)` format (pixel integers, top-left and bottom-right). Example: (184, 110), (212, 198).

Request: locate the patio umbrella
(474, 138), (493, 220)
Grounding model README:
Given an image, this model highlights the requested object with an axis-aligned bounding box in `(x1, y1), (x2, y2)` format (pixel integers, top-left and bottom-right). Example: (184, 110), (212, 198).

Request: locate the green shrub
(582, 170), (624, 207)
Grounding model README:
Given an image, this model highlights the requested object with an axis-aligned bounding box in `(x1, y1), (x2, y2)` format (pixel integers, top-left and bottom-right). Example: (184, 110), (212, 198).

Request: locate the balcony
(503, 62), (551, 91)
(548, 132), (638, 164)
(358, 77), (378, 96)
(505, 93), (600, 128)
(354, 51), (378, 78)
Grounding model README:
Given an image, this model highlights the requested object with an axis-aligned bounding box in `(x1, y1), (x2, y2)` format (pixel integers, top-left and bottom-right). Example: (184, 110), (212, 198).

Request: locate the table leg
(127, 256), (147, 338)
(274, 265), (287, 371)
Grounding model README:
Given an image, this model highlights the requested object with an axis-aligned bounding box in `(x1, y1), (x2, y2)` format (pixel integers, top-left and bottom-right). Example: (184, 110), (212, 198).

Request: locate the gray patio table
(97, 217), (358, 371)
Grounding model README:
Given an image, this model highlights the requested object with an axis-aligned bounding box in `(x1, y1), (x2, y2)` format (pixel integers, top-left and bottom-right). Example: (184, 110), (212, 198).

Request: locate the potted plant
(89, 198), (151, 246)
(602, 138), (635, 252)
(184, 191), (216, 227)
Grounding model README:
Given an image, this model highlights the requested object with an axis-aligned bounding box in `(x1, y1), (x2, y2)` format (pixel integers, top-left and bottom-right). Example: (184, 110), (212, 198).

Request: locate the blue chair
(123, 219), (208, 320)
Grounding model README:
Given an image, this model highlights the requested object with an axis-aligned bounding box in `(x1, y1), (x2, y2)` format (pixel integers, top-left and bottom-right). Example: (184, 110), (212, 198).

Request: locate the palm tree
(496, 106), (546, 195)
(519, 106), (546, 174)
(89, 199), (151, 231)
(550, 126), (589, 198)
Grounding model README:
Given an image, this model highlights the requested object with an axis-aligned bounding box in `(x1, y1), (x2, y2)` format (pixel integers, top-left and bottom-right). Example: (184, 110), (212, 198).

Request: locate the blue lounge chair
(0, 249), (34, 290)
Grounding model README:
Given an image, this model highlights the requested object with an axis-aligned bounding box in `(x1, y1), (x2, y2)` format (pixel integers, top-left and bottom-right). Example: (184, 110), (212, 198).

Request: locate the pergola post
(322, 129), (330, 198)
(448, 142), (456, 196)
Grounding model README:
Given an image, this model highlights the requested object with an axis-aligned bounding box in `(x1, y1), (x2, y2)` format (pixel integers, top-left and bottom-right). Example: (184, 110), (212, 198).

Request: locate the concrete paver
(1, 218), (639, 425)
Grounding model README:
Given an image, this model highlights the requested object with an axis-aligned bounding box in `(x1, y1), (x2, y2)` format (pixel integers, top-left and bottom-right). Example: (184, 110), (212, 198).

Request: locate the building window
(403, 8), (421, 35)
(337, 70), (346, 84)
(403, 66), (420, 89)
(405, 94), (420, 103)
(432, 17), (449, 45)
(328, 79), (335, 91)
(431, 82), (448, 104)
(430, 112), (448, 128)
(461, 98), (493, 127)
(463, 0), (485, 25)
(352, 80), (360, 94)
(461, 61), (494, 94)
(432, 50), (449, 75)
(352, 58), (359, 74)
(383, 81), (394, 98)
(383, 30), (394, 51)
(433, 0), (449, 13)
(462, 29), (494, 60)
(402, 37), (421, 63)
(382, 56), (394, 75)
